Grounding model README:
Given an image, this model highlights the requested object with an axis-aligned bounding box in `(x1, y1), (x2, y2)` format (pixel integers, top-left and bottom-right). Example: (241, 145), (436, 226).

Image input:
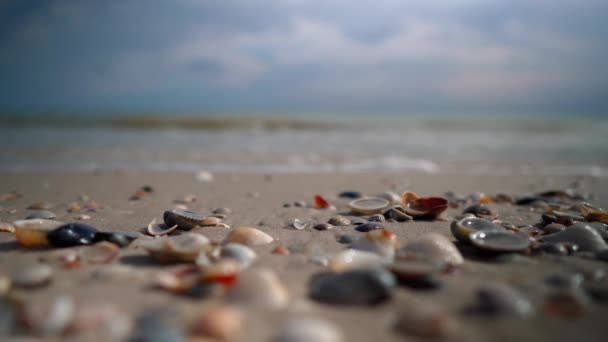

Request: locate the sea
(1, 114), (607, 176)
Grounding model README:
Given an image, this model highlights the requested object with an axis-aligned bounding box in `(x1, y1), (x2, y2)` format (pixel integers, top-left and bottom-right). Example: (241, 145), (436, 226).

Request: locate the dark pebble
(309, 269), (395, 306)
(535, 243), (569, 256)
(97, 231), (138, 248)
(313, 223), (333, 231)
(337, 234), (354, 244)
(542, 223), (566, 234)
(355, 222), (383, 232)
(338, 191), (362, 199)
(351, 218), (367, 225)
(398, 276), (443, 290)
(47, 223), (99, 247)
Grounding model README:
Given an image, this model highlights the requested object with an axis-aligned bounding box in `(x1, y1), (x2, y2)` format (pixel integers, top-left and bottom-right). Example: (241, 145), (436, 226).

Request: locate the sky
(0, 0), (607, 116)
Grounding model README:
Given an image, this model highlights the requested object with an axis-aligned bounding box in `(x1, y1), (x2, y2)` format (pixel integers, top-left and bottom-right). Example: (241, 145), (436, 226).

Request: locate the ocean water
(0, 116), (607, 176)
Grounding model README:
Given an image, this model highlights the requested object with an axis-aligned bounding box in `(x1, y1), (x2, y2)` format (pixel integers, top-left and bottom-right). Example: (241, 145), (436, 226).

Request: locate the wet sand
(1, 171), (608, 341)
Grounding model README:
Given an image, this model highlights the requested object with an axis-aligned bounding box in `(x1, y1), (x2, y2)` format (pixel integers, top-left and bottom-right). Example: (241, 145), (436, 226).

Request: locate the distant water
(0, 116), (607, 176)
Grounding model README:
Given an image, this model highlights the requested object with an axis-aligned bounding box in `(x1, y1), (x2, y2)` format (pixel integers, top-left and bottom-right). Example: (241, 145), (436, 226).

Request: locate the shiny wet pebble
(471, 283), (534, 318)
(47, 223), (99, 247)
(355, 222), (383, 232)
(309, 269), (395, 306)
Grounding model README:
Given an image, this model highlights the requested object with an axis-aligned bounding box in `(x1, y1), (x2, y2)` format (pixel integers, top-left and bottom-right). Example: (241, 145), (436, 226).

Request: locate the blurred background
(0, 0), (607, 175)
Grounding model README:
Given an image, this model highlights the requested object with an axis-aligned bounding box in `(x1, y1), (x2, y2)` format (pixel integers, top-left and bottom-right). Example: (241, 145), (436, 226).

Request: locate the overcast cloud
(0, 0), (607, 115)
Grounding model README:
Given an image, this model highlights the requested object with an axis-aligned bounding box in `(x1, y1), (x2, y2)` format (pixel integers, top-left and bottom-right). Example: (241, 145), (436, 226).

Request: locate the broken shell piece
(383, 206), (412, 222)
(0, 221), (15, 233)
(82, 242), (120, 264)
(201, 259), (241, 286)
(314, 195), (332, 209)
(13, 219), (64, 247)
(289, 218), (307, 230)
(329, 249), (387, 272)
(140, 233), (211, 263)
(227, 269), (289, 309)
(348, 197), (390, 215)
(192, 305), (243, 341)
(403, 195), (448, 219)
(147, 218), (178, 236)
(201, 216), (224, 227)
(399, 233), (463, 266)
(224, 227), (274, 246)
(156, 265), (202, 293)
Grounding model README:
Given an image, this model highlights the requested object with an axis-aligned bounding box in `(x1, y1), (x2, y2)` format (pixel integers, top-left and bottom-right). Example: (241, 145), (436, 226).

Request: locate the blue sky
(1, 0), (607, 116)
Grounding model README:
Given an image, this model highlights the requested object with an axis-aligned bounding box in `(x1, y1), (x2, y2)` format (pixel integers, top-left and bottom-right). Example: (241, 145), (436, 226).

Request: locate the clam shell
(274, 318), (343, 342)
(147, 218), (178, 236)
(400, 233), (463, 266)
(227, 269), (289, 309)
(12, 263), (53, 288)
(163, 209), (205, 230)
(473, 283), (534, 318)
(329, 249), (387, 271)
(220, 243), (257, 270)
(140, 233), (211, 263)
(450, 217), (505, 243)
(309, 269), (395, 306)
(13, 219), (64, 247)
(224, 226), (274, 246)
(540, 223), (607, 252)
(469, 231), (530, 253)
(348, 197), (390, 215)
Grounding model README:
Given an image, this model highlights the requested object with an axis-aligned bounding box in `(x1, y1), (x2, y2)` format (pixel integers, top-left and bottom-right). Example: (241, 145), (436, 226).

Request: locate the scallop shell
(13, 219), (64, 247)
(140, 233), (211, 263)
(469, 231), (531, 253)
(540, 223), (607, 252)
(227, 269), (289, 309)
(399, 233), (463, 266)
(329, 249), (387, 271)
(224, 226), (274, 246)
(163, 209), (205, 230)
(348, 197), (390, 215)
(450, 217), (505, 243)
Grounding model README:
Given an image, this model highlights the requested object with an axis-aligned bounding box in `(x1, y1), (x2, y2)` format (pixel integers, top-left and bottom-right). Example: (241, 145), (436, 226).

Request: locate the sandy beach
(1, 171), (607, 341)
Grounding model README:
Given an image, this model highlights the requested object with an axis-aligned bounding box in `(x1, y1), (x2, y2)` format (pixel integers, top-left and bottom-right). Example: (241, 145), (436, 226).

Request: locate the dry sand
(1, 171), (608, 341)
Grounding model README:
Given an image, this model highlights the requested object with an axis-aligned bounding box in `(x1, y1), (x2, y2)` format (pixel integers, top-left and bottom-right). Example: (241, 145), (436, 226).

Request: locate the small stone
(309, 269), (395, 306)
(542, 223), (566, 234)
(328, 216), (350, 226)
(76, 214), (91, 221)
(338, 191), (362, 199)
(535, 243), (568, 256)
(294, 201), (307, 207)
(337, 234), (354, 244)
(26, 210), (56, 220)
(313, 223), (333, 231)
(395, 301), (459, 339)
(272, 246), (290, 255)
(470, 283), (534, 318)
(213, 207), (232, 215)
(27, 202), (52, 210)
(355, 222), (383, 232)
(545, 273), (584, 290)
(350, 218), (366, 225)
(368, 214), (385, 222)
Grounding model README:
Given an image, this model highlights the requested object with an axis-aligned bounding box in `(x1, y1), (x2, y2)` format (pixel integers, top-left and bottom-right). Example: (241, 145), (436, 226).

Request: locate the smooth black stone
(350, 218), (367, 225)
(535, 243), (568, 256)
(355, 222), (383, 232)
(47, 223), (99, 247)
(514, 196), (537, 205)
(337, 234), (354, 244)
(97, 231), (138, 248)
(338, 191), (362, 199)
(398, 276), (443, 290)
(309, 269), (395, 306)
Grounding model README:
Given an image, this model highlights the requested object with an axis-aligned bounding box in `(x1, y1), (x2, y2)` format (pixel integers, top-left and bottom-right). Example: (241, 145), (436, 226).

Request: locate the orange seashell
(272, 246), (290, 255)
(405, 197), (448, 219)
(401, 191), (420, 205)
(314, 195), (331, 209)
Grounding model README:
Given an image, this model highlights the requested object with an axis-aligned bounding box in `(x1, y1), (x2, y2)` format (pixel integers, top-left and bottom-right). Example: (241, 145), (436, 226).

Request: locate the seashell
(147, 218), (177, 236)
(13, 219), (64, 247)
(201, 259), (241, 286)
(368, 214), (385, 222)
(355, 222), (383, 232)
(469, 231), (531, 253)
(395, 300), (459, 339)
(227, 269), (289, 309)
(201, 216), (224, 227)
(328, 216), (350, 226)
(329, 249), (387, 272)
(156, 265), (202, 293)
(274, 317), (343, 342)
(140, 233), (211, 263)
(25, 210), (56, 220)
(389, 260), (444, 283)
(472, 283), (534, 318)
(351, 229), (399, 259)
(220, 243), (257, 270)
(47, 223), (99, 247)
(131, 309), (185, 342)
(338, 191), (362, 199)
(27, 202), (53, 210)
(12, 263), (53, 288)
(0, 221), (15, 233)
(348, 197), (390, 215)
(290, 218), (307, 230)
(377, 191), (402, 205)
(450, 217), (505, 243)
(192, 305), (243, 341)
(314, 194), (332, 209)
(462, 203), (496, 218)
(224, 226), (274, 246)
(25, 295), (75, 337)
(82, 241), (120, 264)
(383, 206), (412, 222)
(313, 223), (334, 231)
(272, 246), (290, 255)
(75, 214), (91, 221)
(402, 193), (448, 219)
(540, 223), (607, 252)
(309, 269), (395, 306)
(163, 209), (205, 230)
(399, 233), (463, 266)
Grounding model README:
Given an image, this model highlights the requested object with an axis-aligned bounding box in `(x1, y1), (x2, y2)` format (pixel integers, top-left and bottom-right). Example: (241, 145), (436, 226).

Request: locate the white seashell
(227, 269), (289, 309)
(376, 191), (402, 205)
(224, 226), (274, 246)
(290, 218), (307, 230)
(274, 317), (343, 342)
(400, 233), (464, 265)
(348, 197), (390, 215)
(329, 249), (387, 272)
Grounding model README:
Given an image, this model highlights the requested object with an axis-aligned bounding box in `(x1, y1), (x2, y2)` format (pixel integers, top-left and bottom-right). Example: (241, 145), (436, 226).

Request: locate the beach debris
(81, 241), (120, 264)
(25, 210), (56, 220)
(338, 191), (362, 199)
(469, 230), (531, 253)
(450, 217), (505, 243)
(11, 263), (53, 288)
(47, 223), (99, 247)
(220, 243), (257, 270)
(313, 223), (334, 231)
(309, 269), (395, 306)
(401, 192), (448, 219)
(462, 203), (496, 218)
(227, 269), (289, 309)
(14, 219), (64, 247)
(147, 218), (178, 236)
(469, 283), (534, 318)
(348, 197), (390, 215)
(224, 227), (274, 246)
(274, 317), (343, 342)
(395, 300), (459, 339)
(290, 218), (307, 230)
(314, 195), (332, 209)
(191, 305), (243, 341)
(383, 206), (412, 222)
(399, 233), (464, 266)
(355, 222), (383, 232)
(272, 246), (290, 255)
(329, 249), (387, 272)
(328, 215), (350, 226)
(0, 222), (15, 233)
(540, 223), (607, 252)
(140, 233), (211, 263)
(377, 191), (402, 205)
(195, 170), (214, 182)
(163, 209), (206, 230)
